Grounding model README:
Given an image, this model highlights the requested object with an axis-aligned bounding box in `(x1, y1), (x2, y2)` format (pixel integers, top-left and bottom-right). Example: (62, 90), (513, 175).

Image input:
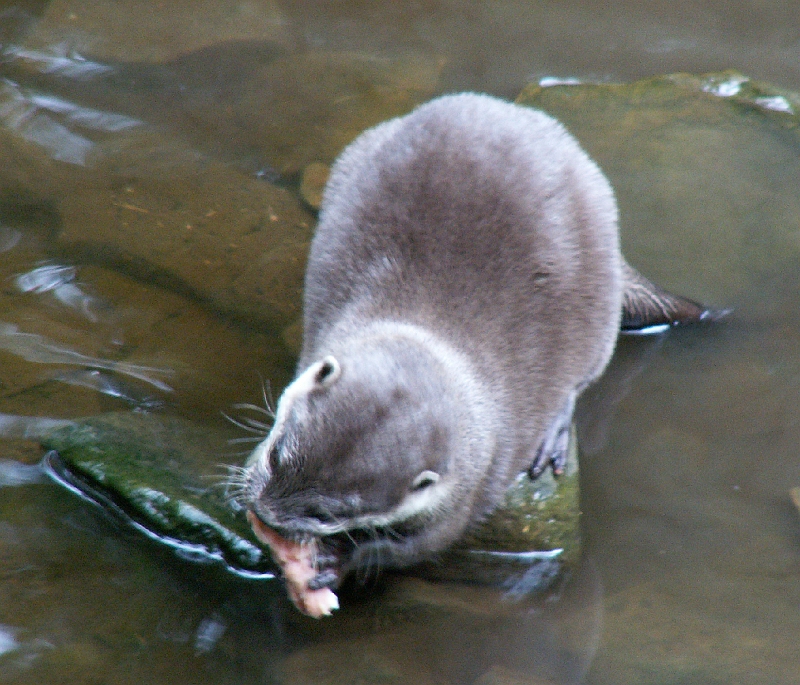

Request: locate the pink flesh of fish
(247, 511), (339, 618)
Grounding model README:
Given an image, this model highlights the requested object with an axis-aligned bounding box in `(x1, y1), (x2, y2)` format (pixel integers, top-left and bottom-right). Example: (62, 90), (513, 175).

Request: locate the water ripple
(0, 459), (45, 486)
(0, 322), (174, 392)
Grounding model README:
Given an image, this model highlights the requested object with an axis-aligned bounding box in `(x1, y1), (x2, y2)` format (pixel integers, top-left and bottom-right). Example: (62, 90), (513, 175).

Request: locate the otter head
(244, 334), (485, 583)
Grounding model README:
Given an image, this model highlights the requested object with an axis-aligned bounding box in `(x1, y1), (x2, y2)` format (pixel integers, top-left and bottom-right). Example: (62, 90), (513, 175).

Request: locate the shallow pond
(0, 2), (799, 684)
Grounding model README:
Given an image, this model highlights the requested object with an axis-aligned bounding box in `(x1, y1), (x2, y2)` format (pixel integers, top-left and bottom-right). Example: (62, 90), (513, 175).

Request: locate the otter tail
(620, 262), (730, 335)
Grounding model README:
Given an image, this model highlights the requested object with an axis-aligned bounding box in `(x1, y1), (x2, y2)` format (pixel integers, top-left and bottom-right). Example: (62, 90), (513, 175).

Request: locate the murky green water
(0, 2), (799, 684)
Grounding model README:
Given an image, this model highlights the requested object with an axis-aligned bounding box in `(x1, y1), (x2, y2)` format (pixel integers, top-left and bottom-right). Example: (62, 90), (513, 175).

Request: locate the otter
(241, 93), (714, 616)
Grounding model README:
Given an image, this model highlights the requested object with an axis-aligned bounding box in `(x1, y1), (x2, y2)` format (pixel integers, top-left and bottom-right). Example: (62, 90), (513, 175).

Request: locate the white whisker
(259, 376), (277, 418)
(221, 412), (270, 435)
(231, 402), (274, 420)
(228, 436), (265, 444)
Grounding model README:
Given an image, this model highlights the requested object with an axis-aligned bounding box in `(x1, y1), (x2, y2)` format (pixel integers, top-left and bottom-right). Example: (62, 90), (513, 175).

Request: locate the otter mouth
(247, 509), (423, 616)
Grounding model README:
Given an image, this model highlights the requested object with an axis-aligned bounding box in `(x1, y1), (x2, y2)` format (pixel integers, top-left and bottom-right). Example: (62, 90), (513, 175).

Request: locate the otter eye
(314, 356), (341, 386)
(411, 470), (440, 491)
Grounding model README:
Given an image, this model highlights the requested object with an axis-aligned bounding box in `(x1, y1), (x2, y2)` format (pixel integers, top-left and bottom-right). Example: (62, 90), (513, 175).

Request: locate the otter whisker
(202, 464), (248, 487)
(222, 463), (250, 477)
(364, 529), (377, 585)
(371, 528), (386, 582)
(381, 523), (405, 544)
(220, 449), (257, 460)
(237, 416), (271, 432)
(221, 412), (271, 435)
(254, 374), (277, 418)
(203, 463), (257, 508)
(333, 515), (359, 551)
(228, 436), (264, 444)
(231, 402), (275, 421)
(357, 524), (382, 585)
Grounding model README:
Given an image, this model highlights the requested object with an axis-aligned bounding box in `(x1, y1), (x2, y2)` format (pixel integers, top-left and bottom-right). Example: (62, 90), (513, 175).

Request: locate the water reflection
(0, 224), (21, 251)
(0, 625), (19, 657)
(3, 45), (116, 79)
(0, 322), (174, 391)
(0, 78), (110, 164)
(15, 262), (105, 321)
(0, 414), (70, 441)
(52, 369), (165, 409)
(0, 458), (43, 486)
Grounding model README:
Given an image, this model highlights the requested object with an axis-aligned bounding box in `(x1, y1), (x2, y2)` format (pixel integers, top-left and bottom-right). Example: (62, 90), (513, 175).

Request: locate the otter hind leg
(620, 261), (730, 335)
(529, 393), (575, 480)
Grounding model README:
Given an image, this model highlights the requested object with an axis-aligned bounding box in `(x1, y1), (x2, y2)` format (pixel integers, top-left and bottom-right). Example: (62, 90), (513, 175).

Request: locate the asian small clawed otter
(241, 93), (716, 616)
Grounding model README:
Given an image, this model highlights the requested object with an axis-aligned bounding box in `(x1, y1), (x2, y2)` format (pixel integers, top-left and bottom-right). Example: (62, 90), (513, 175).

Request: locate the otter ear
(313, 356), (341, 387)
(411, 470), (440, 491)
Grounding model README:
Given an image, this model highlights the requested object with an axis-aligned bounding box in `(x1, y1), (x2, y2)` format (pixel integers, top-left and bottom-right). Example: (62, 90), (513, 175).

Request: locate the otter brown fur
(242, 93), (712, 614)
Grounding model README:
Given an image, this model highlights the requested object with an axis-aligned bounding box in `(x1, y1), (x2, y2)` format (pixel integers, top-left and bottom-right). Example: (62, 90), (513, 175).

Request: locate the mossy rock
(41, 412), (581, 595)
(41, 412), (273, 575)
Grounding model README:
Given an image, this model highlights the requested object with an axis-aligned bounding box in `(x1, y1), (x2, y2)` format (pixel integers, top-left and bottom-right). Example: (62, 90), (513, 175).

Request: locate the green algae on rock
(40, 412), (274, 576)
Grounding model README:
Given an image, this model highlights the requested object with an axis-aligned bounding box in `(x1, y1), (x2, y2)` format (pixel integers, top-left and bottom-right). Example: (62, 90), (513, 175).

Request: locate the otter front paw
(529, 424), (570, 479)
(529, 394), (575, 480)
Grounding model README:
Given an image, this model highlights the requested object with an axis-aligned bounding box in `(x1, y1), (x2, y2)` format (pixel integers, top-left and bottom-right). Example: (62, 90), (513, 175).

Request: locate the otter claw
(528, 425), (570, 480)
(529, 393), (574, 480)
(549, 446), (567, 478)
(528, 443), (549, 480)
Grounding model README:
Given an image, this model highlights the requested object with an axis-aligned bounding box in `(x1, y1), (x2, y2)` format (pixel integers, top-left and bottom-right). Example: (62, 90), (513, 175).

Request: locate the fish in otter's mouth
(245, 495), (436, 618)
(246, 511), (341, 618)
(246, 493), (430, 617)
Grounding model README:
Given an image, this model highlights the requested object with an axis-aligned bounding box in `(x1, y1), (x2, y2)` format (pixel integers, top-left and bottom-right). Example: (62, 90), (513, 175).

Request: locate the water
(0, 2), (799, 683)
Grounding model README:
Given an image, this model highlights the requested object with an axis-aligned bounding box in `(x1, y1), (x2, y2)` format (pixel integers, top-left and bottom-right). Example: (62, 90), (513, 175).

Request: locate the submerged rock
(234, 51), (444, 176)
(22, 0), (293, 62)
(56, 137), (315, 329)
(517, 71), (800, 308)
(0, 77), (315, 331)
